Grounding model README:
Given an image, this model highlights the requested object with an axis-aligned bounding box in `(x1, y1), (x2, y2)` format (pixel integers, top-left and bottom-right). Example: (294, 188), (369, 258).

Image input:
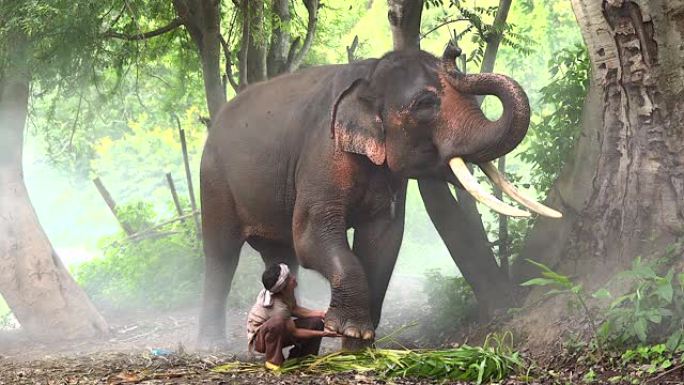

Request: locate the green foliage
(523, 253), (684, 355)
(215, 336), (524, 384)
(621, 344), (681, 375)
(89, 107), (205, 205)
(518, 44), (590, 193)
(596, 257), (684, 348)
(75, 200), (203, 310)
(422, 270), (478, 336)
(522, 259), (601, 351)
(422, 0), (535, 66)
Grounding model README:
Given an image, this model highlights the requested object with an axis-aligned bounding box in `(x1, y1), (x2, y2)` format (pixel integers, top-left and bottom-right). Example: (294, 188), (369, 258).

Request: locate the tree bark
(246, 0), (268, 83)
(387, 0), (424, 51)
(173, 0), (225, 121)
(515, 0), (684, 281)
(0, 31), (108, 339)
(267, 0), (291, 77)
(480, 0), (512, 75)
(285, 0), (319, 72)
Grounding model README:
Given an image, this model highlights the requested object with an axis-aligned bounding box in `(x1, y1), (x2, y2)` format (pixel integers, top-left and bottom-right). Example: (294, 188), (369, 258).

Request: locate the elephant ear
(330, 79), (386, 166)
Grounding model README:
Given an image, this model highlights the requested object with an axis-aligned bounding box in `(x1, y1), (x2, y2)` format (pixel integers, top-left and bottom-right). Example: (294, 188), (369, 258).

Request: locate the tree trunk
(515, 0), (684, 282)
(173, 0), (225, 121)
(0, 31), (108, 340)
(246, 0), (268, 83)
(267, 0), (291, 77)
(387, 0), (423, 51)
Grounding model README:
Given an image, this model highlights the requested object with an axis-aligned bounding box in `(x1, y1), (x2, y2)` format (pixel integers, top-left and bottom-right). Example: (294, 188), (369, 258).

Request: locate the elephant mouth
(448, 157), (563, 218)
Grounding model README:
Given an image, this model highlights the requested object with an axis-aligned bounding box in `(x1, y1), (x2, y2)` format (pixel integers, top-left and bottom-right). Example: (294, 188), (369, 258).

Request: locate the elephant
(197, 44), (561, 348)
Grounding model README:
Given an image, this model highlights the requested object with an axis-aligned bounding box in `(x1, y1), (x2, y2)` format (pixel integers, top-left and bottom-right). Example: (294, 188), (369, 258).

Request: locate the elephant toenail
(345, 327), (361, 339)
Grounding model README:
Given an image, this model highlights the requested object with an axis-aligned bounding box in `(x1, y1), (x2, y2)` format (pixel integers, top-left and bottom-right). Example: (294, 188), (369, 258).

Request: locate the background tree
(513, 0), (684, 330)
(0, 2), (109, 339)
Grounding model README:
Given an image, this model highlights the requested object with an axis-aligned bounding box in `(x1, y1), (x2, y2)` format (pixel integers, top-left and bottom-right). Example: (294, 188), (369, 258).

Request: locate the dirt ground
(0, 275), (449, 384)
(3, 275), (683, 384)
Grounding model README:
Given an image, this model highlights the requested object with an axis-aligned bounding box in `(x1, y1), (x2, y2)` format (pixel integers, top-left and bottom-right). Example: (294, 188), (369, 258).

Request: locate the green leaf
(656, 281), (674, 303)
(634, 318), (648, 342)
(520, 278), (557, 287)
(646, 311), (662, 324)
(592, 288), (611, 299)
(666, 330), (683, 352)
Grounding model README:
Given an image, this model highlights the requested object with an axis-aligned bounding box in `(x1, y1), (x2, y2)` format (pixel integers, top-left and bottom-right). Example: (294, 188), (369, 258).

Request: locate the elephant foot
(324, 307), (375, 341)
(341, 337), (373, 351)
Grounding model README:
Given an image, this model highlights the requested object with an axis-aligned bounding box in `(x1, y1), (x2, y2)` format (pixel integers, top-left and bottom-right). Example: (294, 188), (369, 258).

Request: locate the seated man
(247, 263), (341, 368)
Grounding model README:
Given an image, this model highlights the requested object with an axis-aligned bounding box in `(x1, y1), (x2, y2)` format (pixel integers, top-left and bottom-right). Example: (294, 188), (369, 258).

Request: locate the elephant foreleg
(353, 183), (407, 328)
(293, 203), (374, 341)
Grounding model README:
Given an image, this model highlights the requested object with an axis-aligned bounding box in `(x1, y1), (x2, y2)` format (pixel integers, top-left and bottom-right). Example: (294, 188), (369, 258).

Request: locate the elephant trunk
(441, 67), (531, 164)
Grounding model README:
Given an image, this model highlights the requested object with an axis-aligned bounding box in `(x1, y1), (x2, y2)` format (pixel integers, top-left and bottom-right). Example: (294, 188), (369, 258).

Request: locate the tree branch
(480, 0), (512, 74)
(420, 18), (469, 39)
(346, 35), (359, 63)
(102, 18), (183, 41)
(238, 0), (250, 90)
(286, 0), (319, 72)
(219, 34), (240, 92)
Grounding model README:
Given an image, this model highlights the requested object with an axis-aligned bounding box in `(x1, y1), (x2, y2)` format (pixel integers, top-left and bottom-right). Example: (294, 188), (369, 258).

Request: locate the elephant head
(331, 45), (561, 218)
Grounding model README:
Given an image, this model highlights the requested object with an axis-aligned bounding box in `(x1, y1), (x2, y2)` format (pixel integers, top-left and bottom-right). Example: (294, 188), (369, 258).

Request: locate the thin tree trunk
(480, 0), (512, 75)
(0, 31), (108, 339)
(173, 0), (225, 121)
(285, 0), (319, 72)
(247, 0), (268, 83)
(267, 0), (291, 77)
(516, 0), (684, 281)
(387, 0), (423, 51)
(496, 156), (509, 277)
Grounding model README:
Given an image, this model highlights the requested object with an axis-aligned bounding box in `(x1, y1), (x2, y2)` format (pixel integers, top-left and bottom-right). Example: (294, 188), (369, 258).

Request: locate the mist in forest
(1, 135), (456, 346)
(0, 0), (591, 362)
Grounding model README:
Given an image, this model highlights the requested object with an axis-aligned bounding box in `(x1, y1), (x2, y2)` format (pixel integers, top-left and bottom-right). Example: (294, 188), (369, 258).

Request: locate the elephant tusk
(478, 162), (563, 219)
(449, 157), (531, 218)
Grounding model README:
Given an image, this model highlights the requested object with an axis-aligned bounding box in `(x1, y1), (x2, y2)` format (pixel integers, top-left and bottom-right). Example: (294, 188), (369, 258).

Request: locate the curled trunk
(443, 71), (531, 163)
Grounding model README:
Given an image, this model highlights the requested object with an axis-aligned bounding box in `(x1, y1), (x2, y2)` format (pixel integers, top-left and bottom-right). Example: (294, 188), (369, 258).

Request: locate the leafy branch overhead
(421, 0), (535, 64)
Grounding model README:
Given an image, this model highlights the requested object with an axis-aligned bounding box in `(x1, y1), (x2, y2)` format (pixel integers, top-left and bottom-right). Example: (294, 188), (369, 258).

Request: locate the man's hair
(262, 264), (284, 290)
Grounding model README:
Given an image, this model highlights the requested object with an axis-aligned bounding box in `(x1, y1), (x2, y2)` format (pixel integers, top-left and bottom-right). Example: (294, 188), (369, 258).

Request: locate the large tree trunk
(0, 31), (108, 339)
(385, 0), (516, 314)
(515, 0), (684, 282)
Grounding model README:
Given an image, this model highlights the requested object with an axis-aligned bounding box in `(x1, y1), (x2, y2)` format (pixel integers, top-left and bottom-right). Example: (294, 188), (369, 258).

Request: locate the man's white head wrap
(258, 263), (290, 308)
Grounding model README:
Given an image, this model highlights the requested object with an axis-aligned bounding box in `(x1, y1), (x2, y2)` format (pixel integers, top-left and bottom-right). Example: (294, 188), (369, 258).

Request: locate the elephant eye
(411, 91), (440, 121)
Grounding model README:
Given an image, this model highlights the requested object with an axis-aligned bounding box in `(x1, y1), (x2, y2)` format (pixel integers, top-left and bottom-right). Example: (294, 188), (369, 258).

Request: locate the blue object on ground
(150, 348), (174, 357)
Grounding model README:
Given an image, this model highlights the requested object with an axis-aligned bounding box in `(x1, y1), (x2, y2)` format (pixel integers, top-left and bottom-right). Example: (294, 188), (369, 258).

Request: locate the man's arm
(286, 319), (340, 339)
(292, 304), (325, 319)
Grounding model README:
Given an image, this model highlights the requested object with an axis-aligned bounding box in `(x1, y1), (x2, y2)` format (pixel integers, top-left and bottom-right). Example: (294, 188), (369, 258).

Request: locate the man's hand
(322, 329), (342, 338)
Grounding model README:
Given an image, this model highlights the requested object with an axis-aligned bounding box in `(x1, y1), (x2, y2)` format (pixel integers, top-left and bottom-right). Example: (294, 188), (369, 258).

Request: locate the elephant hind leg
(198, 177), (244, 350)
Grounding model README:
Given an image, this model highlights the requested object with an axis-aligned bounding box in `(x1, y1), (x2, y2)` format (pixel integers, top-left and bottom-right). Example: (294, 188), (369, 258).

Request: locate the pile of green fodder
(214, 341), (524, 384)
